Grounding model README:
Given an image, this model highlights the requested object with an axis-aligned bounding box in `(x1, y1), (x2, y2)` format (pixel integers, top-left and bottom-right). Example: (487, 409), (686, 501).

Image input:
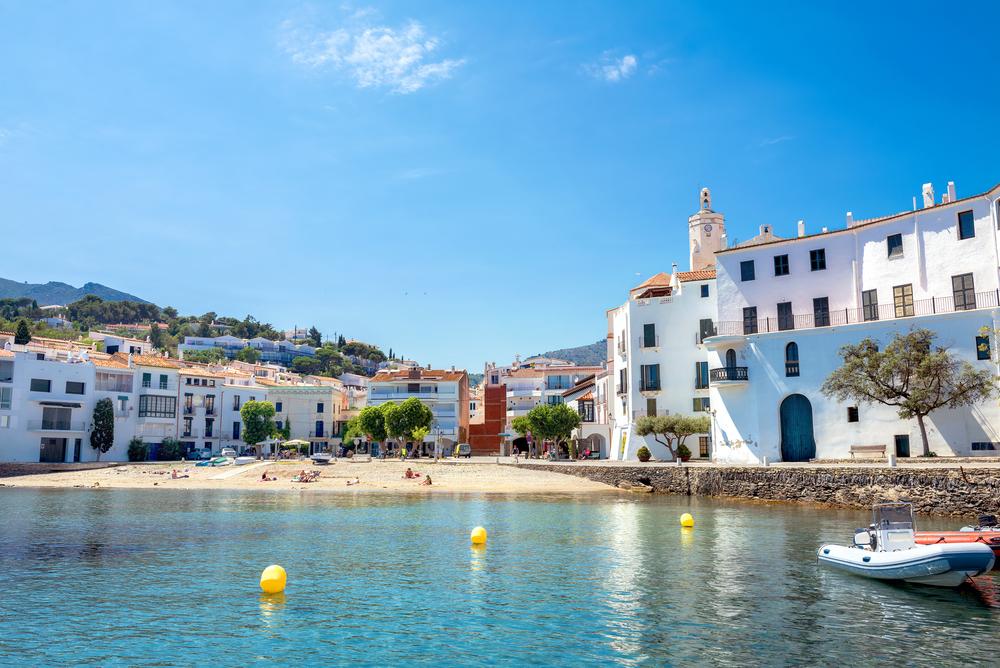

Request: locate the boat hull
(817, 542), (995, 587)
(915, 531), (1000, 569)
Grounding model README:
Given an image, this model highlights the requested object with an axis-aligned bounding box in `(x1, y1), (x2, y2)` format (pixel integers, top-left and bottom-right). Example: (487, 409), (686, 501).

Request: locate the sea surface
(0, 488), (997, 666)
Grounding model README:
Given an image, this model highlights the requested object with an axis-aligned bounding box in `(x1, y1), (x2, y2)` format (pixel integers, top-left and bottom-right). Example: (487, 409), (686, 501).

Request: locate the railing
(615, 383), (627, 396)
(638, 335), (660, 349)
(506, 388), (541, 398)
(28, 420), (86, 432)
(639, 383), (661, 392)
(309, 428), (326, 438)
(183, 405), (194, 415)
(697, 326), (718, 344)
(182, 428), (200, 438)
(785, 362), (800, 377)
(205, 407), (217, 416)
(369, 391), (456, 400)
(710, 366), (749, 382)
(140, 380), (176, 392)
(617, 339), (627, 356)
(714, 289), (1000, 337)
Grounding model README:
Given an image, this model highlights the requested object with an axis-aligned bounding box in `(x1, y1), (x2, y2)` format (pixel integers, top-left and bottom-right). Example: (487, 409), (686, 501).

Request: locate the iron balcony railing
(710, 366), (749, 382)
(28, 420), (86, 432)
(638, 335), (660, 349)
(714, 289), (1000, 337)
(640, 382), (661, 392)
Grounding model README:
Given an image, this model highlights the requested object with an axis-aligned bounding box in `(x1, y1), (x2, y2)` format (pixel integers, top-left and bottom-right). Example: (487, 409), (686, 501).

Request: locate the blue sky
(2, 1), (999, 370)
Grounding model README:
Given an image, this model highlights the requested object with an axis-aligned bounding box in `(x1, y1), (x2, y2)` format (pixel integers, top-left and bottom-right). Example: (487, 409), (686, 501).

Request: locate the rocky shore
(513, 463), (1000, 516)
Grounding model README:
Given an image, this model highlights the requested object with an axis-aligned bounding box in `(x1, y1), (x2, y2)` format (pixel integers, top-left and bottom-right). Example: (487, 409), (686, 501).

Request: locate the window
(158, 374), (168, 390)
(952, 273), (976, 311)
(547, 395), (564, 405)
(785, 342), (800, 377)
(232, 422), (241, 440)
(957, 210), (975, 240)
(725, 349), (737, 369)
(972, 442), (999, 451)
(183, 393), (193, 414)
(740, 260), (756, 281)
(142, 372), (151, 388)
(642, 323), (656, 348)
(0, 386), (11, 410)
(0, 361), (12, 383)
(96, 372), (132, 392)
(700, 284), (710, 298)
(65, 381), (85, 395)
(138, 395), (176, 418)
(314, 420), (324, 438)
(809, 248), (826, 271)
(205, 419), (214, 438)
(862, 289), (878, 322)
(774, 254), (789, 276)
(847, 406), (859, 423)
(695, 361), (709, 389)
(316, 402), (324, 413)
(30, 378), (51, 392)
(645, 397), (657, 417)
(813, 297), (830, 327)
(275, 401), (283, 413)
(185, 378), (192, 385)
(698, 319), (716, 342)
(692, 397), (710, 412)
(893, 284), (914, 317)
(887, 233), (903, 258)
(578, 400), (595, 422)
(742, 307), (758, 335)
(640, 364), (661, 392)
(205, 395), (215, 415)
(617, 368), (628, 394)
(976, 335), (991, 361)
(183, 417), (193, 436)
(233, 395), (241, 410)
(698, 436), (710, 458)
(777, 302), (793, 331)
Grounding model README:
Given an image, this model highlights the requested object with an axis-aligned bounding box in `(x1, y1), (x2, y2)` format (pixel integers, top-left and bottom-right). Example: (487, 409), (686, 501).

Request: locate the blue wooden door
(780, 394), (815, 462)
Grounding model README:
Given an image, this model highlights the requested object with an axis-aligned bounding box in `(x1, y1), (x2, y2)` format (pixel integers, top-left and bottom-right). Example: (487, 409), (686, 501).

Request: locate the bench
(850, 444), (887, 459)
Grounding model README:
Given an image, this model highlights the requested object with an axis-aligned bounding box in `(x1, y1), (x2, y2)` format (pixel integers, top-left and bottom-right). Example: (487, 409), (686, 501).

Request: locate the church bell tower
(688, 187), (726, 271)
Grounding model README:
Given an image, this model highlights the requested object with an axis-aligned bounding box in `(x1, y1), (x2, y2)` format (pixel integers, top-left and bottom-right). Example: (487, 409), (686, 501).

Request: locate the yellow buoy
(470, 526), (488, 545)
(680, 513), (695, 528)
(259, 564), (287, 594)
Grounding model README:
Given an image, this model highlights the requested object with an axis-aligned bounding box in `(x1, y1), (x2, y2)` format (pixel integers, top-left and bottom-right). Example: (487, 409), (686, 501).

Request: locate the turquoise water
(1, 489), (998, 666)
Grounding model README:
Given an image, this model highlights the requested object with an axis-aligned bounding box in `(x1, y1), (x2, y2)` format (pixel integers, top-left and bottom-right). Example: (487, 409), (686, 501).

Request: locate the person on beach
(403, 467), (421, 479)
(420, 475), (432, 486)
(171, 469), (189, 479)
(512, 445), (520, 463)
(346, 477), (360, 486)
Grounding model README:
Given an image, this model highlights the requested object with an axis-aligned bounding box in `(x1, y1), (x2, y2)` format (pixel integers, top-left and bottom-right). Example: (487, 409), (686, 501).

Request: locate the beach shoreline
(0, 460), (618, 495)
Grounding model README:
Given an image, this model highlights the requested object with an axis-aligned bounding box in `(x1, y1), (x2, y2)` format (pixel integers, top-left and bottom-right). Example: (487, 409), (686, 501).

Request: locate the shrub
(677, 443), (692, 460)
(636, 446), (651, 462)
(128, 437), (148, 462)
(158, 438), (184, 461)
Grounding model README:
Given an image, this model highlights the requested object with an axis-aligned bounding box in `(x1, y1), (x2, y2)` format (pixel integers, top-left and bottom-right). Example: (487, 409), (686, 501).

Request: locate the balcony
(615, 383), (627, 396)
(710, 366), (749, 384)
(712, 289), (1000, 338)
(183, 405), (194, 415)
(639, 383), (661, 393)
(182, 428), (200, 438)
(140, 380), (177, 392)
(28, 420), (86, 432)
(369, 390), (457, 401)
(506, 387), (542, 398)
(638, 335), (660, 349)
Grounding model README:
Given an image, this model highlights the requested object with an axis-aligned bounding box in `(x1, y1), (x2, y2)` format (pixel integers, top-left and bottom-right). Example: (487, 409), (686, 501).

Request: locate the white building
(267, 383), (345, 454)
(123, 353), (182, 456)
(220, 383), (268, 453)
(561, 374), (611, 457)
(706, 180), (1000, 462)
(179, 335), (316, 366)
(178, 368), (224, 455)
(606, 188), (725, 461)
(367, 367), (470, 452)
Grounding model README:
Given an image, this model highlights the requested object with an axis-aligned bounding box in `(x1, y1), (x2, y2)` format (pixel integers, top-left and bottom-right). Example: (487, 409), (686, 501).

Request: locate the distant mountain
(0, 278), (150, 305)
(536, 339), (606, 367)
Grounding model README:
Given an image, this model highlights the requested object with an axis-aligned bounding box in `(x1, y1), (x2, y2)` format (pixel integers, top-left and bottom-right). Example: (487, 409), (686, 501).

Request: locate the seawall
(512, 463), (1000, 516)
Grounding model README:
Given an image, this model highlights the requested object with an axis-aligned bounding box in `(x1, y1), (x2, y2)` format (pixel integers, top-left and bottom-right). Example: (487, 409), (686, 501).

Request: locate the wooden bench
(850, 444), (887, 459)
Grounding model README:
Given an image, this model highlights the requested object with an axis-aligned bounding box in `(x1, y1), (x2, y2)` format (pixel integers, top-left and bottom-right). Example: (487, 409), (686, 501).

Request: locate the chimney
(670, 263), (680, 290)
(947, 181), (956, 202)
(922, 183), (934, 209)
(846, 211), (853, 227)
(797, 220), (805, 237)
(127, 353), (134, 368)
(942, 193), (949, 204)
(821, 226), (828, 233)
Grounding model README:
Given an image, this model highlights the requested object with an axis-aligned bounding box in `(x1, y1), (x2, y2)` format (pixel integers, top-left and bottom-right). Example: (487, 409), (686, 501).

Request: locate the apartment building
(268, 383), (345, 454)
(367, 367), (470, 451)
(220, 383), (268, 453)
(178, 368), (223, 455)
(705, 180), (1000, 462)
(116, 353), (182, 458)
(179, 335), (316, 365)
(561, 374), (610, 457)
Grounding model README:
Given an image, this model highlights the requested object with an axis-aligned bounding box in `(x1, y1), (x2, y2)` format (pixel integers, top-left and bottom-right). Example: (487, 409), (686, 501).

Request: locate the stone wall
(513, 463), (1000, 516)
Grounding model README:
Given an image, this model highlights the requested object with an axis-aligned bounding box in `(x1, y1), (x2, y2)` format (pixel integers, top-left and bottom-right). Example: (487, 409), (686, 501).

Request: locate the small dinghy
(233, 456), (257, 466)
(818, 502), (995, 587)
(916, 514), (1000, 569)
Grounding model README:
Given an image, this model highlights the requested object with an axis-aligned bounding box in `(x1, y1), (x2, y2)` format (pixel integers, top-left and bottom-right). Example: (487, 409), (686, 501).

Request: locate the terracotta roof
(633, 272), (671, 289)
(505, 369), (543, 379)
(110, 352), (182, 369)
(676, 269), (716, 282)
(92, 356), (130, 369)
(0, 349), (13, 359)
(577, 391), (594, 401)
(179, 367), (225, 379)
(370, 368), (467, 383)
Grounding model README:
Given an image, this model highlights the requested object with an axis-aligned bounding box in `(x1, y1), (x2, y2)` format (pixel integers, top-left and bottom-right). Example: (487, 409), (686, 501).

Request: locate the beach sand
(0, 459), (617, 495)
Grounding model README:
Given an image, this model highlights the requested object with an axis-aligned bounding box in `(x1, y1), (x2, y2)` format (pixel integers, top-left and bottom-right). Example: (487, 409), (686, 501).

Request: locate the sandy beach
(0, 459), (617, 495)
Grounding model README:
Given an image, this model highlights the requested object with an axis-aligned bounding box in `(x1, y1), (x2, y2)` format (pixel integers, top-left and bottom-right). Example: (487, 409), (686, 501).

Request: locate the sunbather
(420, 475), (432, 486)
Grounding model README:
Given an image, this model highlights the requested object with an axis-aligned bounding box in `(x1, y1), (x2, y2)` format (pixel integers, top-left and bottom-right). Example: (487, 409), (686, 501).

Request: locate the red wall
(468, 384), (507, 455)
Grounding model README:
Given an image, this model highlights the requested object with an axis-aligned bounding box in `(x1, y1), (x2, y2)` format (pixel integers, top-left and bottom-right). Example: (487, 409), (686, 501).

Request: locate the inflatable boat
(915, 514), (1000, 569)
(818, 502), (995, 587)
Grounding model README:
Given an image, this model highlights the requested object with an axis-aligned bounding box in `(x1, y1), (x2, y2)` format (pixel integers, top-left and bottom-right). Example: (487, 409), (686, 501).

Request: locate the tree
(291, 356), (321, 375)
(14, 319), (31, 345)
(162, 306), (179, 320)
(235, 346), (261, 363)
(339, 335), (347, 348)
(182, 348), (228, 364)
(149, 323), (164, 350)
(357, 405), (388, 445)
(240, 400), (277, 448)
(822, 328), (996, 456)
(90, 398), (115, 461)
(158, 438), (184, 461)
(383, 398), (433, 455)
(308, 326), (322, 348)
(635, 414), (711, 461)
(280, 416), (292, 440)
(512, 404), (581, 455)
(128, 437), (147, 462)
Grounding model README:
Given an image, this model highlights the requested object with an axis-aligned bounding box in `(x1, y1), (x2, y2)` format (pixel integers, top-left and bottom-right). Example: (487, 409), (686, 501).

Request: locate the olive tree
(635, 414), (711, 461)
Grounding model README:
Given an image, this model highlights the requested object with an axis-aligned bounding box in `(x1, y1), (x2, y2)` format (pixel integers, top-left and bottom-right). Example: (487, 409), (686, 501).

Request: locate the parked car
(187, 448), (212, 460)
(220, 448), (237, 458)
(456, 443), (472, 459)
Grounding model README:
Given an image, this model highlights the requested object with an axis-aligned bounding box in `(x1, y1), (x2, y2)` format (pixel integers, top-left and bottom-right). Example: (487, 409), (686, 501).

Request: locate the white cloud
(280, 12), (465, 94)
(587, 53), (638, 83)
(759, 135), (794, 147)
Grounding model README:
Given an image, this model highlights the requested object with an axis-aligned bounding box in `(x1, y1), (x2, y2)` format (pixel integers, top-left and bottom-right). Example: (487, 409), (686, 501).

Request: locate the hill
(536, 339), (606, 367)
(0, 278), (149, 305)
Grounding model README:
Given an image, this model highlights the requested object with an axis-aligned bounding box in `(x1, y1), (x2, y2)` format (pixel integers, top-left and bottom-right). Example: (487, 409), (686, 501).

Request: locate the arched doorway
(780, 394), (815, 462)
(512, 436), (528, 455)
(725, 348), (737, 369)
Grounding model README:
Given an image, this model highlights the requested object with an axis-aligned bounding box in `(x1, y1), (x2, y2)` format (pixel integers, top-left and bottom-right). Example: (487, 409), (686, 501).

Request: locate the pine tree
(14, 319), (31, 345)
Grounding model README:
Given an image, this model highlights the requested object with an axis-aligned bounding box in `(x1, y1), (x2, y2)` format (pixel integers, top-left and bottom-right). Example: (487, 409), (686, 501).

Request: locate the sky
(2, 1), (999, 371)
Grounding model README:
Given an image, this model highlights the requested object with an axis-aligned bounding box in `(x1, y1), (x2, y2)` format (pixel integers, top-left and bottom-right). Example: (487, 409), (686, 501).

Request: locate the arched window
(725, 348), (737, 369)
(785, 342), (800, 377)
